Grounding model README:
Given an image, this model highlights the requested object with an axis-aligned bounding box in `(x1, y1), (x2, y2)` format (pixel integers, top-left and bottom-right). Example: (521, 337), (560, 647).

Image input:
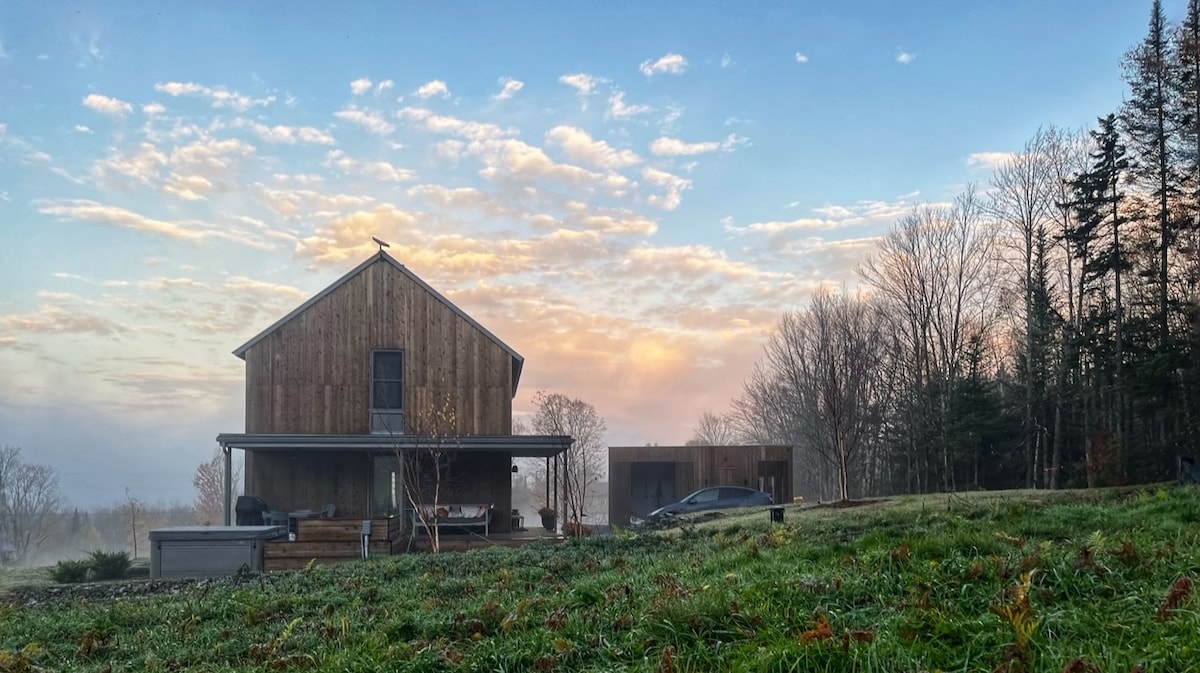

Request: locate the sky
(0, 0), (1171, 507)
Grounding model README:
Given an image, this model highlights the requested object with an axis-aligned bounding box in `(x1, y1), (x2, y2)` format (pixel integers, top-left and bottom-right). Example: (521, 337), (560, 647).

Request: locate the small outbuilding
(607, 445), (793, 526)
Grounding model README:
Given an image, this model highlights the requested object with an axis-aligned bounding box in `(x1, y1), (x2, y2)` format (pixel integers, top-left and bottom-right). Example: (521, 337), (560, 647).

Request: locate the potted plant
(537, 506), (557, 532)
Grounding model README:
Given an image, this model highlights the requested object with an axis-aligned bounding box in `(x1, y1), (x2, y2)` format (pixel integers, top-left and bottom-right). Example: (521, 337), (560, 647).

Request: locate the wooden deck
(263, 517), (561, 570)
(264, 516), (402, 571)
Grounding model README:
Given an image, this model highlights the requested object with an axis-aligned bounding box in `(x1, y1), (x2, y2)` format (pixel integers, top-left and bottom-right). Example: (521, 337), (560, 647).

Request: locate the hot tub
(149, 525), (286, 578)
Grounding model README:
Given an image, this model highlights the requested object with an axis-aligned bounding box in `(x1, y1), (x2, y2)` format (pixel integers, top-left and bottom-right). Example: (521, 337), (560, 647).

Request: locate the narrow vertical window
(371, 350), (404, 434)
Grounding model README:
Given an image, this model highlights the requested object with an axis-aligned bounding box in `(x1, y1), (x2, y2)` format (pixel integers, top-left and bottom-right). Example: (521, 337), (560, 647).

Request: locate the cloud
(1, 305), (132, 337)
(720, 53), (734, 68)
(142, 102), (166, 115)
(82, 93), (133, 117)
(376, 80), (394, 92)
(239, 120), (336, 145)
(607, 91), (653, 120)
(416, 79), (450, 99)
(153, 81), (275, 111)
(350, 77), (373, 95)
(295, 203), (422, 265)
(491, 77), (524, 101)
(323, 150), (417, 182)
(406, 184), (510, 218)
(163, 173), (213, 201)
(169, 137), (255, 178)
(896, 51), (916, 65)
(639, 53), (688, 76)
(725, 195), (930, 237)
(546, 125), (642, 169)
(396, 107), (515, 142)
(155, 81), (205, 96)
(476, 139), (612, 190)
(650, 136), (720, 156)
(0, 41), (8, 60)
(794, 52), (809, 64)
(333, 105), (395, 135)
(966, 151), (1016, 170)
(560, 208), (658, 236)
(73, 125), (93, 134)
(559, 73), (606, 108)
(625, 245), (786, 282)
(91, 142), (168, 185)
(256, 185), (376, 219)
(642, 167), (691, 210)
(650, 133), (749, 157)
(37, 199), (208, 241)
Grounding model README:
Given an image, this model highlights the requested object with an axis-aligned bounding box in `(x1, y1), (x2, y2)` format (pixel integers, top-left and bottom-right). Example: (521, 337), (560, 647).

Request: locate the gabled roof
(232, 251), (524, 393)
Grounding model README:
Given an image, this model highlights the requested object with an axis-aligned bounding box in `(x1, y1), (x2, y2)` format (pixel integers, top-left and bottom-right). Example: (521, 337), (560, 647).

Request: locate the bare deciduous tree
(860, 187), (1001, 492)
(739, 290), (891, 502)
(193, 448), (242, 525)
(990, 127), (1060, 489)
(686, 411), (740, 446)
(529, 392), (606, 529)
(0, 445), (63, 564)
(399, 391), (459, 554)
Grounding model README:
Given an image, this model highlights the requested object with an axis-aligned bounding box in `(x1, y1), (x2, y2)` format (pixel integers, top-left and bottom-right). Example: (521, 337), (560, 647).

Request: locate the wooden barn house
(607, 445), (793, 526)
(215, 250), (572, 557)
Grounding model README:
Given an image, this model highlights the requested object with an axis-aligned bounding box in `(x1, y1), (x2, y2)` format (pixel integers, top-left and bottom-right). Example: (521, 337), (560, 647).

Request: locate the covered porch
(215, 433), (574, 540)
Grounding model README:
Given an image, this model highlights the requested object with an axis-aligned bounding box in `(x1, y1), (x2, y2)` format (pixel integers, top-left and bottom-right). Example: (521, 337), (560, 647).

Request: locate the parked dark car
(639, 486), (773, 523)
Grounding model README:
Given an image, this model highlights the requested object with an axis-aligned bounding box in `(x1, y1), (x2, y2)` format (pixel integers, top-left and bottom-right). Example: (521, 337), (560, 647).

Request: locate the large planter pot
(540, 514), (556, 532)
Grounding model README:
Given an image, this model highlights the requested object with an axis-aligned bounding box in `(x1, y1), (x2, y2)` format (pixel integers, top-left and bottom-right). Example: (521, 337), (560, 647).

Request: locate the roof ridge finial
(371, 236), (390, 253)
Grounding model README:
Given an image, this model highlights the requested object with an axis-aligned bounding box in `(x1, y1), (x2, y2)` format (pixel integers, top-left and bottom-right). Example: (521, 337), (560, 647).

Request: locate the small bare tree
(0, 446), (63, 564)
(124, 488), (144, 558)
(397, 392), (459, 554)
(529, 392), (606, 531)
(193, 448), (242, 525)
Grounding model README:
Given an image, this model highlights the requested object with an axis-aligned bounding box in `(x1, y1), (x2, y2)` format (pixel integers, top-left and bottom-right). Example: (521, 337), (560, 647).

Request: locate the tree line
(694, 0), (1200, 502)
(0, 444), (234, 566)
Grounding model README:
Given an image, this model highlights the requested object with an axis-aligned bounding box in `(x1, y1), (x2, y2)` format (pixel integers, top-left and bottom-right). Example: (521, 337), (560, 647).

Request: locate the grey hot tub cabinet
(150, 526), (286, 578)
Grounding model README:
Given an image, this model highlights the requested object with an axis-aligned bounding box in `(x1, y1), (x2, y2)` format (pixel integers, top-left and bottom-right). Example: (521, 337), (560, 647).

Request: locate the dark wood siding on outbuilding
(607, 445), (793, 526)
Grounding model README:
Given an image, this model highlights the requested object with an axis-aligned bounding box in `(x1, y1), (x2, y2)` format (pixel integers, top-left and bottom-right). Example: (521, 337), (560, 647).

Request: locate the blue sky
(0, 1), (1168, 506)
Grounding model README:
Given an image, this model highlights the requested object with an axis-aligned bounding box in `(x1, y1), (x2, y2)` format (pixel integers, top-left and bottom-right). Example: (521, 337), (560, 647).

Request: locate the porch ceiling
(216, 433), (573, 458)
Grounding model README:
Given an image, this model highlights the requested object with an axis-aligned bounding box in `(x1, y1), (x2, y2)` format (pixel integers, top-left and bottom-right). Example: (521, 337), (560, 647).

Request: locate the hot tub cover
(149, 525), (286, 541)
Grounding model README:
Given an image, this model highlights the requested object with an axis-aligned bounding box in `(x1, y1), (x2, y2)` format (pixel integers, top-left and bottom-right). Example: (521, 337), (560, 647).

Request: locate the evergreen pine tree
(1066, 114), (1133, 482)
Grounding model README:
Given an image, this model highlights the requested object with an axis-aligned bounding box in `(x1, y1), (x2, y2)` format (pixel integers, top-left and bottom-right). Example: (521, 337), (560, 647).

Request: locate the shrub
(87, 550), (131, 580)
(50, 559), (92, 584)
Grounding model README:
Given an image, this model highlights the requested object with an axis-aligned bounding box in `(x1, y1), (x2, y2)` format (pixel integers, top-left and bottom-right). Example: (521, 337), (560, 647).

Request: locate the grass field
(2, 487), (1198, 672)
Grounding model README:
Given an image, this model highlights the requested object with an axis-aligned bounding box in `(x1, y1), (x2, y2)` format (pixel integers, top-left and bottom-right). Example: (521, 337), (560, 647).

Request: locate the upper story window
(371, 350), (404, 434)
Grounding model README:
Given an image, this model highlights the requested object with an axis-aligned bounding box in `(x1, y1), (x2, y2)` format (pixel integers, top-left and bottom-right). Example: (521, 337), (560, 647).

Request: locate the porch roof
(216, 433), (573, 458)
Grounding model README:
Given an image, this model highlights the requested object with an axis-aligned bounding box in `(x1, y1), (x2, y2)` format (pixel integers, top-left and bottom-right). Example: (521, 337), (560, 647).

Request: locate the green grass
(3, 486), (1200, 672)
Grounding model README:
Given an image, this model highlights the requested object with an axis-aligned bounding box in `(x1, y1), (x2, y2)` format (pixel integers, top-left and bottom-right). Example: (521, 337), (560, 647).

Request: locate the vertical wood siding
(606, 445), (794, 525)
(243, 258), (513, 435)
(241, 258), (516, 518)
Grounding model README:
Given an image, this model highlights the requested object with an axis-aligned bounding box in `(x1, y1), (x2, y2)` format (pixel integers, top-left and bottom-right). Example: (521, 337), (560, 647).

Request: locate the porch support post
(222, 443), (233, 526)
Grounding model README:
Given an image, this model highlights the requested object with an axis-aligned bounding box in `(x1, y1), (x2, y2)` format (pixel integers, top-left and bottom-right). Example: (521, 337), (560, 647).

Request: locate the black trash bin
(235, 496), (269, 526)
(769, 506), (784, 523)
